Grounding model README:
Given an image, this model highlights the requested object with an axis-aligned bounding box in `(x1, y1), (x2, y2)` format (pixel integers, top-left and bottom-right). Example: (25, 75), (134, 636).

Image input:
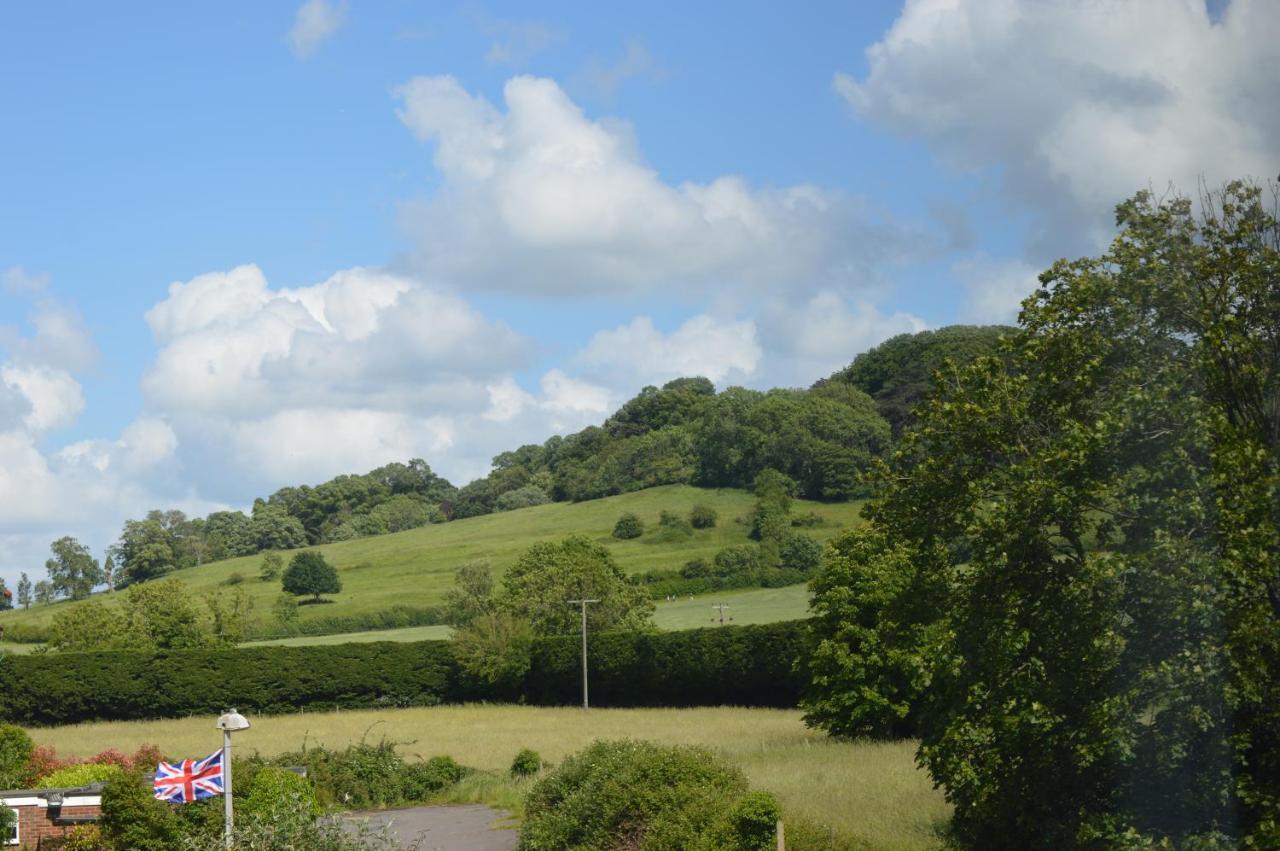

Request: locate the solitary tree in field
(282, 551), (342, 602)
(16, 573), (31, 609)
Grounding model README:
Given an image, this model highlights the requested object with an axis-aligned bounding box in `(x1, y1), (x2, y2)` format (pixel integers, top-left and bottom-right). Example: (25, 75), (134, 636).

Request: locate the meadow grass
(29, 704), (946, 850)
(0, 486), (860, 636)
(240, 583), (814, 647)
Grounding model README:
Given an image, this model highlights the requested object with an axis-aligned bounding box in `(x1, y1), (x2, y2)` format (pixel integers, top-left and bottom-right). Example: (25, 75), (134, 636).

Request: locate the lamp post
(216, 709), (250, 850)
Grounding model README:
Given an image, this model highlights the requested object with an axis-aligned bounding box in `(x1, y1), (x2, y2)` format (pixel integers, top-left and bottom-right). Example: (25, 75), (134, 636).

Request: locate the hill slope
(1, 485), (861, 637)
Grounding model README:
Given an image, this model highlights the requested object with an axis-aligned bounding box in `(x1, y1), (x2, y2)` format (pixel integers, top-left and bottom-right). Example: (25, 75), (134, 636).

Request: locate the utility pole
(567, 598), (600, 709)
(712, 603), (731, 625)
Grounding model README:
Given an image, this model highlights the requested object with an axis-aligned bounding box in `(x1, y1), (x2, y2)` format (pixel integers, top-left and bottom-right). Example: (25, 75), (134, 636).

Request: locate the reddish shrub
(23, 744), (77, 786)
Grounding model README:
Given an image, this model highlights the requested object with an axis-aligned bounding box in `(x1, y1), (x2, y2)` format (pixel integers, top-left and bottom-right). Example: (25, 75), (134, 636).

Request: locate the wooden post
(776, 819), (785, 851)
(712, 603), (730, 625)
(567, 599), (600, 709)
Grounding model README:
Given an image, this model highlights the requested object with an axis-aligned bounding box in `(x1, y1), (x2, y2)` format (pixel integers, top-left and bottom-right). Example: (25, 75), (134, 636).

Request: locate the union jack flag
(153, 749), (224, 803)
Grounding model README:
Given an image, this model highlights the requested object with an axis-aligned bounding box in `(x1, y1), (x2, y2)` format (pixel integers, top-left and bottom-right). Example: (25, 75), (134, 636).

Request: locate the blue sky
(0, 0), (1275, 580)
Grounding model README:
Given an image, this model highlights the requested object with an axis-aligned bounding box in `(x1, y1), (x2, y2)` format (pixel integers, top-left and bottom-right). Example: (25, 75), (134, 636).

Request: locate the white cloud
(575, 315), (761, 389)
(287, 0), (346, 59)
(396, 75), (914, 295)
(954, 255), (1040, 324)
(838, 0), (1280, 256)
(580, 38), (665, 97)
(483, 376), (536, 423)
(756, 292), (928, 386)
(478, 16), (566, 66)
(1, 266), (48, 295)
(0, 365), (84, 433)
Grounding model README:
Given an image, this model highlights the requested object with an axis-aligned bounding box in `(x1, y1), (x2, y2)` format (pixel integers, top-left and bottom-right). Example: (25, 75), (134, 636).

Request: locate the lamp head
(216, 709), (250, 732)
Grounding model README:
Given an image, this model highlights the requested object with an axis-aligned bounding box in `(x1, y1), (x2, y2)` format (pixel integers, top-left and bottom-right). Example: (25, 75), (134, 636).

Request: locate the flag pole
(216, 710), (250, 850)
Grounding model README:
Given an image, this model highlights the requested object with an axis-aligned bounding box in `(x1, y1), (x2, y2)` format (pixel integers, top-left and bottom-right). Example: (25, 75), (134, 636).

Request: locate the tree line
(14, 326), (1009, 603)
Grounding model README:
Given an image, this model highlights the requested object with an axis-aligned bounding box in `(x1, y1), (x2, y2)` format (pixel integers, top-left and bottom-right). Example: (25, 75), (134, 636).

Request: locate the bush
(0, 724), (33, 788)
(680, 558), (713, 579)
(511, 748), (542, 777)
(790, 511), (824, 528)
(258, 551), (283, 582)
(37, 763), (123, 788)
(495, 485), (551, 512)
(243, 766), (319, 818)
(402, 755), (466, 799)
(612, 512), (644, 539)
(520, 740), (754, 850)
(689, 504), (718, 529)
(221, 571), (245, 586)
(778, 531), (823, 574)
(99, 771), (181, 851)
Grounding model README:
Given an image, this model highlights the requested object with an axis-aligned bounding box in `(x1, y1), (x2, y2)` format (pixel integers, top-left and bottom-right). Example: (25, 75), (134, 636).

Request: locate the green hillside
(1, 485), (860, 637)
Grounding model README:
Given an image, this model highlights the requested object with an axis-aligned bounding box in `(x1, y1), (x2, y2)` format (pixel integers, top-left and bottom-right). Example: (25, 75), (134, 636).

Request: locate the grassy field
(241, 583), (813, 647)
(30, 705), (947, 849)
(0, 486), (859, 636)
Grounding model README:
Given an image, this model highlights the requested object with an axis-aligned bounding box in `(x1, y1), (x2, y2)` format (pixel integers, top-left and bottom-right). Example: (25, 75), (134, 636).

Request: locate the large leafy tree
(804, 182), (1279, 848)
(501, 535), (653, 636)
(45, 536), (103, 600)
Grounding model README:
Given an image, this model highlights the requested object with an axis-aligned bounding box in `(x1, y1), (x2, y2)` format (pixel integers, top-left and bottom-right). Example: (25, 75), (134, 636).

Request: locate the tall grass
(29, 704), (946, 850)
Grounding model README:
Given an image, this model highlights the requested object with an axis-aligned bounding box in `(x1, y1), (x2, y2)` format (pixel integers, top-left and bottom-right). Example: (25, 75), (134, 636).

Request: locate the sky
(1, 0), (1276, 583)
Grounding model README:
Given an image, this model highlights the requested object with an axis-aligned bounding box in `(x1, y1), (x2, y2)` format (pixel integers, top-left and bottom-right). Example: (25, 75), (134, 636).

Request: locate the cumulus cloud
(580, 38), (665, 97)
(1, 266), (48, 295)
(574, 315), (761, 389)
(837, 0), (1280, 256)
(396, 75), (915, 295)
(756, 292), (928, 386)
(954, 255), (1040, 324)
(287, 0), (346, 59)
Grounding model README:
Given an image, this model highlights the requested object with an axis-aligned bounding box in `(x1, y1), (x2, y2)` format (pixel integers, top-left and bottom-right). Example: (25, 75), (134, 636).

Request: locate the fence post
(776, 819), (785, 851)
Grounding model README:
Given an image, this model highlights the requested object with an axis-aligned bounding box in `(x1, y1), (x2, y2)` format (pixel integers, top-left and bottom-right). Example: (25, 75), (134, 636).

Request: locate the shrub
(38, 763), (123, 788)
(511, 748), (542, 778)
(612, 512), (644, 539)
(520, 740), (751, 850)
(689, 504), (718, 529)
(778, 531), (823, 574)
(0, 724), (33, 788)
(221, 571), (245, 586)
(243, 766), (319, 818)
(680, 558), (713, 579)
(453, 612), (533, 697)
(0, 806), (12, 848)
(790, 511), (824, 528)
(58, 823), (106, 851)
(495, 485), (551, 512)
(713, 790), (782, 850)
(402, 756), (466, 799)
(258, 551), (283, 582)
(99, 771), (181, 851)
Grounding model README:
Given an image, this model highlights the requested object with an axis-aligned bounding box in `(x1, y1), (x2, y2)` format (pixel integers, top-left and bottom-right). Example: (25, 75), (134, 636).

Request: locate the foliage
(689, 503), (718, 529)
(501, 535), (654, 636)
(45, 536), (103, 600)
(511, 748), (542, 777)
(826, 324), (1012, 437)
(0, 724), (33, 789)
(257, 551), (282, 582)
(123, 578), (206, 649)
(453, 612), (534, 696)
(271, 593), (299, 626)
(99, 770), (182, 851)
(37, 762), (124, 788)
(520, 739), (769, 850)
(402, 755), (466, 800)
(47, 601), (130, 652)
(495, 484), (551, 512)
(651, 508), (693, 542)
(0, 621), (806, 724)
(16, 572), (31, 609)
(58, 823), (107, 851)
(0, 806), (12, 848)
(804, 182), (1280, 848)
(803, 530), (947, 737)
(611, 512), (644, 539)
(241, 766), (319, 819)
(281, 551), (342, 601)
(441, 559), (495, 628)
(276, 739), (463, 809)
(220, 571), (244, 586)
(713, 790), (783, 851)
(204, 587), (255, 645)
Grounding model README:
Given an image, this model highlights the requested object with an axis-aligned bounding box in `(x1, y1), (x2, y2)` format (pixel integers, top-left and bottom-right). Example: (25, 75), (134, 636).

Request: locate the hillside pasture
(0, 486), (860, 637)
(29, 704), (948, 850)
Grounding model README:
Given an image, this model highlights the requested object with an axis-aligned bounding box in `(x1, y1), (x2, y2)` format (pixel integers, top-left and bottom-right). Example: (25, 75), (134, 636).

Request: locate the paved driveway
(346, 804), (518, 851)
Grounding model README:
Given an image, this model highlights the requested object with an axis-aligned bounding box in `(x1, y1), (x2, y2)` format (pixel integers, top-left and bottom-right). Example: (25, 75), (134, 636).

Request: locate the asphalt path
(346, 804), (518, 851)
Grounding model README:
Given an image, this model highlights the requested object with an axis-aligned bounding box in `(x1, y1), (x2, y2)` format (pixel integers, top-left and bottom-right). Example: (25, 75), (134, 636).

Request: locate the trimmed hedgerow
(0, 621), (806, 724)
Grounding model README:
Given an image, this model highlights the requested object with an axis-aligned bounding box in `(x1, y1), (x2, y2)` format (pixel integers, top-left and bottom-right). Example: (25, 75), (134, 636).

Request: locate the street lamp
(216, 709), (250, 850)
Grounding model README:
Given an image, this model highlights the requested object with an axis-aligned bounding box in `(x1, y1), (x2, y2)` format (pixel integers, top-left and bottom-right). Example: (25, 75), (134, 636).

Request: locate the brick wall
(9, 801), (100, 850)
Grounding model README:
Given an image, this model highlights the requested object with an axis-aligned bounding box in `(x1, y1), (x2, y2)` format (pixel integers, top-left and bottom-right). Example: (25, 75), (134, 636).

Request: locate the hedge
(0, 621), (807, 725)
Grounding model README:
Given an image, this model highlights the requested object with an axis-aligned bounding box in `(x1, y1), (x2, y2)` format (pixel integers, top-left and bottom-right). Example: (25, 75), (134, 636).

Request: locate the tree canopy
(282, 551), (342, 602)
(803, 181), (1280, 848)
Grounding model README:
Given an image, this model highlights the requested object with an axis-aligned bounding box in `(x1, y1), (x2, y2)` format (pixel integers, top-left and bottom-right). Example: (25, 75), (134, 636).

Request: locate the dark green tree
(282, 551), (342, 602)
(804, 181), (1280, 848)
